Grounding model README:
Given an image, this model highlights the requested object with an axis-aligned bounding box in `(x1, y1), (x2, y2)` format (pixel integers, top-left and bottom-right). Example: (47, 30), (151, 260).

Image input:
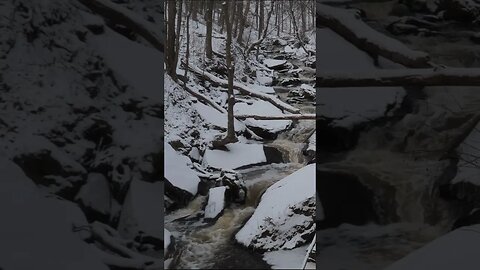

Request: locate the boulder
(75, 173), (111, 223)
(235, 164), (316, 251)
(204, 186), (227, 220)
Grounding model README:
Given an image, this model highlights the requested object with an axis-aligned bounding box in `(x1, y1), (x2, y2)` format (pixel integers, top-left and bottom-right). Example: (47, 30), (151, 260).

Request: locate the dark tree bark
(173, 0), (183, 75)
(166, 0), (177, 79)
(237, 0), (250, 45)
(205, 0), (214, 59)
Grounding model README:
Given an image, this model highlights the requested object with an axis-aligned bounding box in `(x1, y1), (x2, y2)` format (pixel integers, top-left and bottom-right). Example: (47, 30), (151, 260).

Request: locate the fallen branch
(317, 68), (480, 87)
(78, 0), (164, 52)
(186, 63), (300, 114)
(236, 114), (316, 120)
(317, 4), (430, 68)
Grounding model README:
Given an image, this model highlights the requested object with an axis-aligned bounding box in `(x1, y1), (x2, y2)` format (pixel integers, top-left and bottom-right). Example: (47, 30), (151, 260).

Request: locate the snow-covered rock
(0, 158), (107, 270)
(385, 225), (480, 270)
(264, 59), (288, 69)
(235, 99), (292, 139)
(75, 173), (111, 222)
(195, 102), (246, 132)
(164, 142), (200, 196)
(118, 178), (163, 247)
(204, 186), (227, 220)
(203, 142), (267, 170)
(235, 164), (316, 251)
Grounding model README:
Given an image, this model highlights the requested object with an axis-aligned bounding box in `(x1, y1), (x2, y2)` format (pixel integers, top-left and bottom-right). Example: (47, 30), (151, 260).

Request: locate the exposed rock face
(436, 0), (480, 23)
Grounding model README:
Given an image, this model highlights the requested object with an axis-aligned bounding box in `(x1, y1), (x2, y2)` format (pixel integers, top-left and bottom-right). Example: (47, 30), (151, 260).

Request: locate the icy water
(317, 2), (480, 269)
(165, 42), (316, 269)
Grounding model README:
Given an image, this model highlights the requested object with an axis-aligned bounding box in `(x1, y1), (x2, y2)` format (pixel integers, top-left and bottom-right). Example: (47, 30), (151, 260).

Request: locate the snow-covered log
(235, 114), (316, 120)
(317, 4), (431, 68)
(317, 68), (480, 87)
(186, 64), (301, 114)
(78, 0), (164, 52)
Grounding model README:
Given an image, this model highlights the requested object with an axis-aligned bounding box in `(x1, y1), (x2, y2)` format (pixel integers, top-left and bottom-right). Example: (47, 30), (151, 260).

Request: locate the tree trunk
(257, 0), (265, 58)
(224, 0), (238, 145)
(183, 0), (191, 87)
(237, 0), (250, 45)
(317, 4), (431, 68)
(173, 0), (183, 75)
(317, 68), (480, 87)
(166, 0), (176, 79)
(245, 1), (276, 56)
(236, 114), (316, 120)
(205, 0), (214, 60)
(301, 2), (306, 35)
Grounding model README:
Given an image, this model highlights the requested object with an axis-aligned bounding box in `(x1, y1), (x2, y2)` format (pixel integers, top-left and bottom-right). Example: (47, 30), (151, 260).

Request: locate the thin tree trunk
(183, 0), (191, 87)
(166, 0), (176, 79)
(245, 1), (276, 56)
(205, 0), (214, 59)
(237, 0), (250, 45)
(174, 0), (183, 74)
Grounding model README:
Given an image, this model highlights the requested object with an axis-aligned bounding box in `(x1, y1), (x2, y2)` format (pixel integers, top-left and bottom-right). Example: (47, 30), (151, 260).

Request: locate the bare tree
(213, 0), (238, 148)
(205, 0), (214, 60)
(237, 0), (250, 45)
(166, 0), (177, 79)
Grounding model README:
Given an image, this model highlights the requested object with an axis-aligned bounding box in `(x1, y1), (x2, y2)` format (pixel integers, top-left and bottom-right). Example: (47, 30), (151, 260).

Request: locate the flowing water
(165, 42), (316, 269)
(316, 2), (480, 269)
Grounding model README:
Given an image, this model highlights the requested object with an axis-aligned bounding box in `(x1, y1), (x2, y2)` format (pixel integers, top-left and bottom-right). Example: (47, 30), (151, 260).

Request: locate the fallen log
(186, 63), (301, 114)
(317, 4), (431, 68)
(78, 0), (164, 52)
(236, 114), (316, 120)
(317, 68), (480, 87)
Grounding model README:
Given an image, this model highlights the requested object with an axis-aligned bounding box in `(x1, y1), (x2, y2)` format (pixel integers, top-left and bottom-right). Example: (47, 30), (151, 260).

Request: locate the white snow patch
(203, 142), (266, 170)
(164, 142), (200, 195)
(263, 245), (314, 269)
(385, 225), (480, 270)
(76, 173), (111, 215)
(118, 179), (163, 241)
(235, 99), (292, 133)
(204, 186), (227, 219)
(263, 59), (287, 69)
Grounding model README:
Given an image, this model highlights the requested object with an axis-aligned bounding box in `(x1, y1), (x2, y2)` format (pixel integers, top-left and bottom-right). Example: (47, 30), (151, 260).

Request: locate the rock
(436, 0), (480, 23)
(317, 168), (398, 229)
(82, 118), (113, 146)
(280, 78), (301, 87)
(471, 32), (480, 43)
(453, 208), (480, 229)
(218, 170), (247, 204)
(118, 179), (164, 250)
(236, 164), (316, 251)
(390, 3), (411, 16)
(263, 59), (288, 70)
(263, 146), (284, 164)
(75, 173), (111, 223)
(204, 186), (227, 220)
(13, 148), (86, 199)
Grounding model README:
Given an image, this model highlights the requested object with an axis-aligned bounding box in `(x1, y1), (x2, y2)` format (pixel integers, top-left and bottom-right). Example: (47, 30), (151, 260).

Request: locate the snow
(75, 173), (111, 215)
(203, 142), (267, 170)
(317, 28), (406, 128)
(235, 99), (292, 133)
(0, 158), (107, 270)
(204, 186), (227, 219)
(88, 28), (162, 99)
(249, 84), (277, 94)
(195, 102), (246, 132)
(263, 59), (287, 69)
(385, 225), (480, 270)
(235, 164), (316, 250)
(285, 45), (295, 53)
(451, 122), (480, 185)
(164, 229), (171, 256)
(117, 178), (163, 241)
(263, 245), (314, 269)
(164, 142), (200, 195)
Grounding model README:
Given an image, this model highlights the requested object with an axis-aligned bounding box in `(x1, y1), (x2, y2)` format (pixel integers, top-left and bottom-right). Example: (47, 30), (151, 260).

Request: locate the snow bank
(0, 158), (107, 270)
(385, 225), (480, 270)
(164, 142), (200, 195)
(263, 245), (313, 269)
(317, 28), (405, 128)
(118, 178), (163, 241)
(204, 186), (227, 219)
(235, 164), (316, 251)
(249, 84), (277, 94)
(203, 142), (266, 170)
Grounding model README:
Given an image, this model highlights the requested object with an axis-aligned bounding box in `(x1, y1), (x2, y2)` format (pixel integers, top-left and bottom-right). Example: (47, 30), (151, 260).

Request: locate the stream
(317, 1), (480, 269)
(165, 40), (316, 269)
